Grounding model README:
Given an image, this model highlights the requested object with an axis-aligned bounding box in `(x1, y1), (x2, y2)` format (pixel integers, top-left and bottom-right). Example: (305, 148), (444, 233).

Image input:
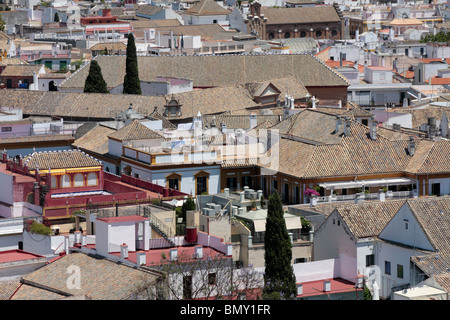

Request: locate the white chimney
(408, 136), (415, 156)
(137, 251), (146, 266)
(323, 280), (331, 292)
(343, 117), (351, 136)
(224, 188), (230, 198)
(81, 234), (87, 247)
(311, 96), (316, 109)
(64, 235), (70, 254)
(74, 231), (81, 244)
(378, 189), (385, 201)
(335, 116), (342, 133)
(441, 110), (448, 138)
(240, 191), (245, 202)
(290, 96), (295, 109)
(121, 243), (129, 259)
(369, 116), (377, 140)
(249, 114), (257, 129)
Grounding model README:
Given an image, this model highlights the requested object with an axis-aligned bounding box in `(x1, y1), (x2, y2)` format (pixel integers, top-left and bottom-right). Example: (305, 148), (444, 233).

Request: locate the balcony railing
(316, 191), (416, 203)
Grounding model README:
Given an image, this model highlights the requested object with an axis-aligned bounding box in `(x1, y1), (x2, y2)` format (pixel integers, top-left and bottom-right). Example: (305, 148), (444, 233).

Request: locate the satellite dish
(171, 199), (178, 207)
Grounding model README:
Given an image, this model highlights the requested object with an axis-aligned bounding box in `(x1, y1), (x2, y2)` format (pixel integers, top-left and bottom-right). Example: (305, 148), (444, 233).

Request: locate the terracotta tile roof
(426, 77), (450, 85)
(108, 119), (163, 141)
(433, 274), (450, 293)
(263, 111), (450, 179)
(59, 54), (349, 91)
(261, 6), (342, 25)
(73, 124), (116, 155)
(389, 18), (423, 26)
(184, 0), (230, 16)
(407, 196), (450, 253)
(0, 279), (21, 300)
(134, 4), (164, 16)
(11, 252), (161, 300)
(335, 200), (407, 238)
(0, 64), (43, 77)
(202, 114), (281, 130)
(23, 149), (102, 170)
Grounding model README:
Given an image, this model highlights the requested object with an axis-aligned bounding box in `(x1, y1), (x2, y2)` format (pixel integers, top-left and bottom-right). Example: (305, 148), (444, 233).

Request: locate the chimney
(249, 113), (257, 129)
(354, 193), (364, 204)
(323, 280), (331, 292)
(136, 251), (146, 266)
(343, 117), (351, 136)
(311, 96), (316, 109)
(335, 116), (342, 133)
(64, 235), (70, 254)
(120, 243), (129, 260)
(224, 188), (230, 198)
(427, 117), (437, 139)
(408, 136), (415, 156)
(240, 191), (245, 202)
(221, 122), (227, 133)
(369, 116), (377, 140)
(441, 110), (448, 138)
(378, 189), (385, 201)
(74, 231), (81, 244)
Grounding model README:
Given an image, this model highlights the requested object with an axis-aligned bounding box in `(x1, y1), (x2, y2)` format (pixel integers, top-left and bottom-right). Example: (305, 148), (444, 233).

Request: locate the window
(196, 176), (208, 195)
(397, 264), (403, 278)
(316, 30), (322, 38)
(268, 32), (275, 39)
(74, 173), (84, 187)
(300, 31), (306, 37)
(273, 180), (278, 192)
(284, 32), (290, 38)
(183, 275), (192, 299)
(51, 176), (57, 189)
(366, 254), (375, 267)
(226, 177), (237, 190)
(241, 176), (252, 189)
(431, 183), (441, 196)
(168, 178), (179, 190)
(61, 174), (71, 188)
(194, 171), (209, 195)
(208, 273), (216, 285)
(385, 261), (391, 275)
(1, 127), (12, 132)
(87, 172), (98, 186)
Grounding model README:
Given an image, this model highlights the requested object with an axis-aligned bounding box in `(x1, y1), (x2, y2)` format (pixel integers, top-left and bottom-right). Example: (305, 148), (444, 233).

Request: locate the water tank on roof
(185, 226), (197, 243)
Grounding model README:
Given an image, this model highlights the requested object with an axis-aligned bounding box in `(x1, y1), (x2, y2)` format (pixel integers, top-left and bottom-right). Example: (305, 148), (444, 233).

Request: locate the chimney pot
(323, 280), (331, 292)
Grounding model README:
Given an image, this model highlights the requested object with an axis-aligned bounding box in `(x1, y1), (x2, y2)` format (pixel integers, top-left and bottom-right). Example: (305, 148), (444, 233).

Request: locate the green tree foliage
(263, 190), (296, 300)
(83, 60), (108, 93)
(421, 31), (450, 43)
(122, 33), (141, 95)
(180, 197), (196, 221)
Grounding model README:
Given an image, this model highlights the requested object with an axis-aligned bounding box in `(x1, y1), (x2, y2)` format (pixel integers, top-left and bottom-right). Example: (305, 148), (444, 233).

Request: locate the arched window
(51, 176), (57, 189)
(284, 32), (291, 39)
(315, 30), (322, 38)
(300, 31), (306, 38)
(74, 173), (84, 187)
(61, 174), (71, 188)
(87, 172), (98, 186)
(268, 32), (275, 39)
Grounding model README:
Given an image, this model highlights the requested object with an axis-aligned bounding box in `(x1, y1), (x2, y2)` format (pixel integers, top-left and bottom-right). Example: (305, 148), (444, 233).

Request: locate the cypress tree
(122, 33), (141, 95)
(83, 60), (108, 94)
(263, 190), (296, 300)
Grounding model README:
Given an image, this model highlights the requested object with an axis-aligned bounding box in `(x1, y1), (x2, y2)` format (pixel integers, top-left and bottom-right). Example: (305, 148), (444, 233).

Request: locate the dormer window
(164, 98), (182, 118)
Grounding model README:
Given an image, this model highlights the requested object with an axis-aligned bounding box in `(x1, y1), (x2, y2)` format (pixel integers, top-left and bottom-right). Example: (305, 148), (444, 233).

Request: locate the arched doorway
(49, 81), (58, 91)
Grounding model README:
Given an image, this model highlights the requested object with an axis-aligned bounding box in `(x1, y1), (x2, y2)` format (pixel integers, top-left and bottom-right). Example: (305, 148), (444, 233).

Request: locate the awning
(318, 177), (415, 190)
(253, 220), (266, 232)
(285, 216), (302, 230)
